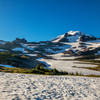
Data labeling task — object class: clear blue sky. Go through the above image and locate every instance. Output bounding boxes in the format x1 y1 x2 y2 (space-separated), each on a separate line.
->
0 0 100 42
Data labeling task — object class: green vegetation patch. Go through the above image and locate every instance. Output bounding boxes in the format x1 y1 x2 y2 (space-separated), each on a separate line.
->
0 52 38 68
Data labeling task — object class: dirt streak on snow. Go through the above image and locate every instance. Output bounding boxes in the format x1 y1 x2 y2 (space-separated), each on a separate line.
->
0 72 100 100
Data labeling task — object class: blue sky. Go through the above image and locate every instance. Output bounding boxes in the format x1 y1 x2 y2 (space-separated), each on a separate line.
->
0 0 100 42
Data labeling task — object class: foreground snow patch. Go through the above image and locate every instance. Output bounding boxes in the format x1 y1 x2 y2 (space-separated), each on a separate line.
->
0 72 100 100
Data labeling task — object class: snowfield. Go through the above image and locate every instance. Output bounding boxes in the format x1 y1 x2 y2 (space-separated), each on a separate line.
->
12 47 28 53
39 58 100 75
38 52 100 75
38 40 100 75
0 49 7 52
0 72 100 100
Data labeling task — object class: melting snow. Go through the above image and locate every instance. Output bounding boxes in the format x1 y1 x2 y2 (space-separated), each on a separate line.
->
12 47 28 53
0 49 7 52
0 41 6 45
21 43 36 50
25 54 37 56
0 64 15 68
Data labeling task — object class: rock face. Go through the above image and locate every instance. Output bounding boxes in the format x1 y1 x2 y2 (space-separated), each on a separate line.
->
79 35 96 42
0 30 99 56
13 38 27 43
52 31 97 42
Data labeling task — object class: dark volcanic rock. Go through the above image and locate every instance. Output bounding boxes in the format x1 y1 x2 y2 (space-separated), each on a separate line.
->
13 38 27 43
79 35 96 42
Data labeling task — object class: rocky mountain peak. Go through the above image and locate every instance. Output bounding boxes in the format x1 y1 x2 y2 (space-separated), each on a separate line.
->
13 38 27 43
52 31 96 42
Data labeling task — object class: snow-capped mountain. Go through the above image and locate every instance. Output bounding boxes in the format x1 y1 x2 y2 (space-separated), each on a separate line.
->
52 31 96 42
0 30 100 75
0 31 99 56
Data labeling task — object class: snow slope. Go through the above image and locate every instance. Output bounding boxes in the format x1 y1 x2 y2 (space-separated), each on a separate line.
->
0 49 7 52
0 72 100 100
12 47 28 53
0 41 6 45
67 31 83 35
52 34 65 42
39 54 100 75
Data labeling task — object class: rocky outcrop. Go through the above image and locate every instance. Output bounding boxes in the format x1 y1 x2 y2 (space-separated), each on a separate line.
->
13 38 27 43
79 35 96 42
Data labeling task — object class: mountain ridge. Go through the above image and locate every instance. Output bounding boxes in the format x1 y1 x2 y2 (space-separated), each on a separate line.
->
0 30 100 74
52 31 97 42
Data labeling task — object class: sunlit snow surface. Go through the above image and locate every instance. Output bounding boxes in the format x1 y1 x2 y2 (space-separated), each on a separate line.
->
0 72 100 100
